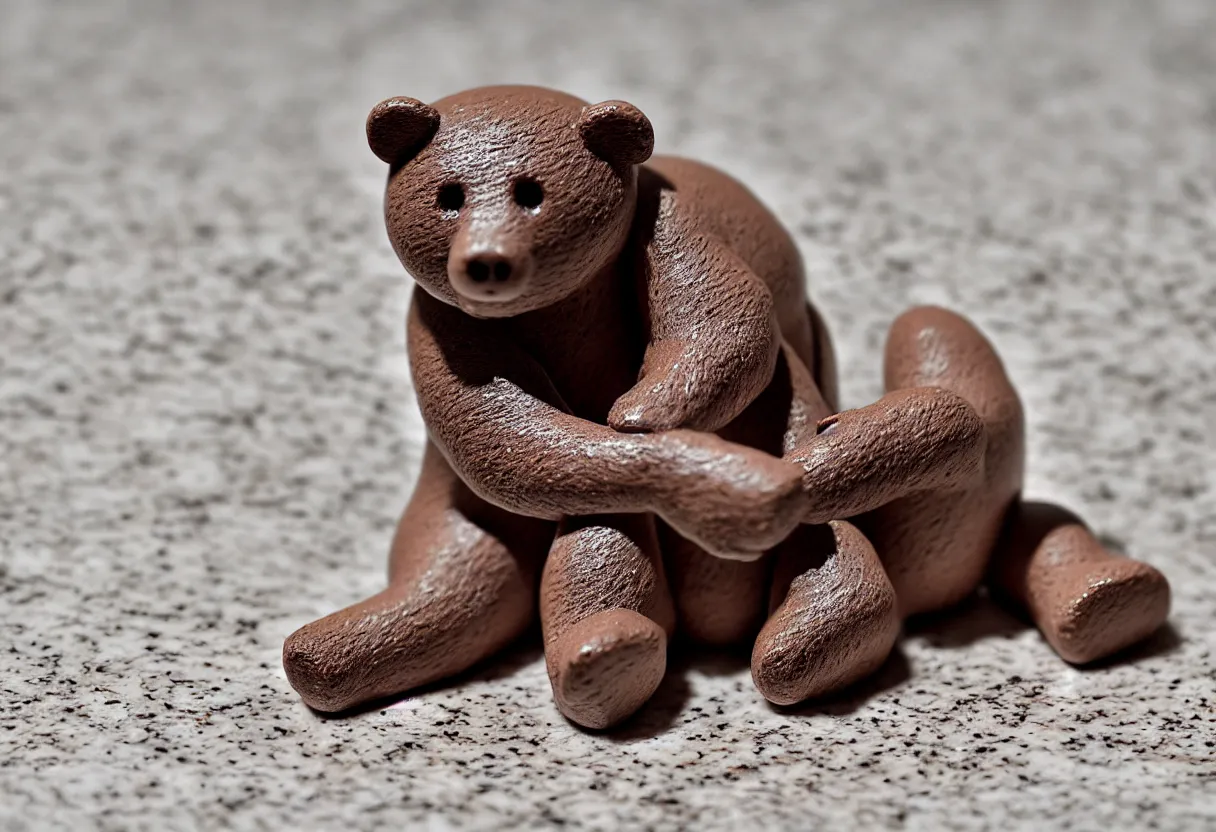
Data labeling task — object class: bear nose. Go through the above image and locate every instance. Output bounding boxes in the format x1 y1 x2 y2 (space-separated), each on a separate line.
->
466 255 513 285
449 248 531 307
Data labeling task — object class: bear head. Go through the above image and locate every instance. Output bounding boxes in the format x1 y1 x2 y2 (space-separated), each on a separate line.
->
368 85 653 319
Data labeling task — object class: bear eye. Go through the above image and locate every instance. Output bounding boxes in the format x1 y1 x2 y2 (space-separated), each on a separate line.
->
513 177 543 210
437 183 465 213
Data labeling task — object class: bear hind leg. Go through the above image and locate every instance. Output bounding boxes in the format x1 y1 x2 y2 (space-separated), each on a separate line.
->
989 501 1170 664
282 441 552 713
540 513 675 730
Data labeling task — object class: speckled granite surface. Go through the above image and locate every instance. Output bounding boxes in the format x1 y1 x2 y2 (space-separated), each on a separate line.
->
2 0 1214 829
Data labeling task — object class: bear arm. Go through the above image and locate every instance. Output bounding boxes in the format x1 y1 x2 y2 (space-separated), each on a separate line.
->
767 334 987 523
608 229 780 434
408 289 675 520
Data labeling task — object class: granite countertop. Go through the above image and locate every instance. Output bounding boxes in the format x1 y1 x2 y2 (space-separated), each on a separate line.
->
2 1 1213 829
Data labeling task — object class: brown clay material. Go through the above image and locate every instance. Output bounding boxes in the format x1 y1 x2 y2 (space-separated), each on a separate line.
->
407 292 807 561
855 306 1169 658
284 85 1171 722
752 521 900 706
990 502 1171 664
663 346 826 647
282 441 552 712
540 513 675 728
287 85 822 722
859 306 1026 617
792 386 988 525
543 608 668 731
661 526 772 645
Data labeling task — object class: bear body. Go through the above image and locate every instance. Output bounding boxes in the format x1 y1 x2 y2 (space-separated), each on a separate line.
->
480 155 819 427
283 86 1170 727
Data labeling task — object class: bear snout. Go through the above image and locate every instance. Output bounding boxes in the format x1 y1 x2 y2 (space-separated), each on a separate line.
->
448 246 533 308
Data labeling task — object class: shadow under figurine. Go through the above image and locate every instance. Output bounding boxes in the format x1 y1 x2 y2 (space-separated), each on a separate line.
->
282 85 1170 729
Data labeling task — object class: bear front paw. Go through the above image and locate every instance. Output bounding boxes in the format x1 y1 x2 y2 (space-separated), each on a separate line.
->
609 382 697 433
653 431 806 558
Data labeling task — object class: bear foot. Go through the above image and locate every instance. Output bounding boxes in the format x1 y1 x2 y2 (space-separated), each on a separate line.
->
546 608 667 730
751 522 900 706
1041 559 1171 665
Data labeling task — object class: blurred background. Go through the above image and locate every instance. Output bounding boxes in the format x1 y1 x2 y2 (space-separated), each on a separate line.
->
2 1 1213 829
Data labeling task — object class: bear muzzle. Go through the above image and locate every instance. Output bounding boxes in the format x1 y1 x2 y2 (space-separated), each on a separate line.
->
447 243 534 313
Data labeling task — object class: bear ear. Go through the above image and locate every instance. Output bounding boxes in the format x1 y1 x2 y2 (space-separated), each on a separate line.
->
366 97 441 165
577 100 654 167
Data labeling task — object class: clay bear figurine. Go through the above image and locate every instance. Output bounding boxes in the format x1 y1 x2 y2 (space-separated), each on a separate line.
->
283 85 1170 729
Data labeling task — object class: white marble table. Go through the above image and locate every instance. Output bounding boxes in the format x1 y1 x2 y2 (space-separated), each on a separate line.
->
2 1 1213 828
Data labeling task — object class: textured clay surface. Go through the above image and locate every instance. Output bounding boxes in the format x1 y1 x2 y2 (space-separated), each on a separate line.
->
753 521 900 706
283 83 1170 726
3 1 1213 829
286 83 847 727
